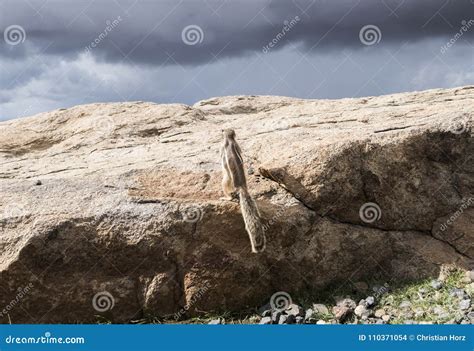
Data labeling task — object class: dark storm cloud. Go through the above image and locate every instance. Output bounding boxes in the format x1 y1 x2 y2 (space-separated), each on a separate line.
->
1 0 473 66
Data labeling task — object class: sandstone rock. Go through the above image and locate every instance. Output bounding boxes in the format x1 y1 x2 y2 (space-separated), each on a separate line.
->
0 86 473 322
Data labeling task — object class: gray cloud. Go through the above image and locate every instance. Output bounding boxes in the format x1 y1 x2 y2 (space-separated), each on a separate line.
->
1 0 473 66
0 0 473 121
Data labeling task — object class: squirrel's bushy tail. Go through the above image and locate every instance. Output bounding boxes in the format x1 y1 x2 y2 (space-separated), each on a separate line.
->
238 188 266 253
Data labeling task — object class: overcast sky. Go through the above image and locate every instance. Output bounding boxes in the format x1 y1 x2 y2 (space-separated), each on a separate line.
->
1 0 473 121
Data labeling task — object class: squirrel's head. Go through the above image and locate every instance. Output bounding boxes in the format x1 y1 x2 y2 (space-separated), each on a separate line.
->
222 129 236 139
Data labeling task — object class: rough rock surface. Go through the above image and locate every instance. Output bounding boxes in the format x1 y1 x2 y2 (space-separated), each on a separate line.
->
0 86 473 323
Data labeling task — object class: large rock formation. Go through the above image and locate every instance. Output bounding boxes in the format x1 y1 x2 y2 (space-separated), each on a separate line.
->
0 86 473 323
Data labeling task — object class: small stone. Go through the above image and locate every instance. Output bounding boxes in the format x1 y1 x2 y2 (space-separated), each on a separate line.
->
414 308 424 318
374 309 385 318
208 318 222 324
259 316 272 324
286 314 296 324
358 299 366 306
34 180 42 186
454 313 465 324
304 308 314 321
261 310 271 317
459 299 471 310
336 298 357 309
382 315 390 322
467 311 474 322
312 304 329 315
399 300 411 309
295 316 304 324
466 270 474 283
354 305 368 317
286 303 305 317
418 288 427 295
332 298 356 322
430 280 443 290
271 311 281 323
460 320 470 324
316 320 326 324
433 306 445 315
449 288 467 299
365 296 375 307
278 315 287 324
375 318 384 324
